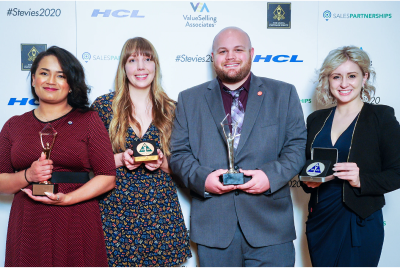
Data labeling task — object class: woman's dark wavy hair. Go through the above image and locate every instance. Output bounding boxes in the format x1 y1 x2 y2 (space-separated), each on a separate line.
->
30 46 91 112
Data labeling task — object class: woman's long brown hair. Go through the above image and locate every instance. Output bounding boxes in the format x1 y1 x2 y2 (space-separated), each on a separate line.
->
109 37 176 156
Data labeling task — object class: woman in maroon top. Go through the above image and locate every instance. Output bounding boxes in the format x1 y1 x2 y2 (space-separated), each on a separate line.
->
0 46 116 267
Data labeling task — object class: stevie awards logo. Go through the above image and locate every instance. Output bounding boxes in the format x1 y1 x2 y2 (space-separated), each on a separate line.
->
21 44 47 71
267 2 291 29
273 5 285 21
28 46 40 61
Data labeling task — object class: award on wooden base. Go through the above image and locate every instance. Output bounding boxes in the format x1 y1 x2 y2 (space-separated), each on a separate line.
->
32 123 58 196
132 140 159 162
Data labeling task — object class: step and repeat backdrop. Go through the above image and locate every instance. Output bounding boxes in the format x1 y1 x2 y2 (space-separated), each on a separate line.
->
1 1 400 266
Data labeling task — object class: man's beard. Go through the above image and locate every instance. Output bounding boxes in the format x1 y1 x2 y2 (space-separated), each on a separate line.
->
214 58 252 84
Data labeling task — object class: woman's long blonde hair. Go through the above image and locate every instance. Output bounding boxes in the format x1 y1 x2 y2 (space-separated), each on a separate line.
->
109 37 176 157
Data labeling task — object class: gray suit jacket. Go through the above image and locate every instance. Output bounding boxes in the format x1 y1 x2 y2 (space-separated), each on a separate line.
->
170 73 306 248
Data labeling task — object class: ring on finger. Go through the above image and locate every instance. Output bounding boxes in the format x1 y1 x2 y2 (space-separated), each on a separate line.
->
56 195 60 201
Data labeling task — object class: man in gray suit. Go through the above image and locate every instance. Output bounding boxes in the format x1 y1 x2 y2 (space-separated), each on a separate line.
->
170 27 306 267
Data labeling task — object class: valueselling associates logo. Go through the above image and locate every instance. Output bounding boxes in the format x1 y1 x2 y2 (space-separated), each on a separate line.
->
323 10 391 21
91 9 144 18
21 44 47 71
183 2 217 27
81 52 119 63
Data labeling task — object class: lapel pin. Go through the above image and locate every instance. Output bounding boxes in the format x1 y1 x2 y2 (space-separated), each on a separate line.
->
68 121 73 125
257 91 262 96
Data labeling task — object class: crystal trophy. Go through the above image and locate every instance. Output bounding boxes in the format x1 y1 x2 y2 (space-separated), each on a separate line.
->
219 114 245 185
32 123 58 196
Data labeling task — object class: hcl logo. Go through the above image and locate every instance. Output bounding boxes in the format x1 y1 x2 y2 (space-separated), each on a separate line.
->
91 9 144 18
8 98 39 105
190 2 209 12
253 55 303 63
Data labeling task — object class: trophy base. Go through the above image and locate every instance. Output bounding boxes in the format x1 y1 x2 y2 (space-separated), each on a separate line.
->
134 155 159 162
32 183 58 196
299 176 335 183
220 173 244 185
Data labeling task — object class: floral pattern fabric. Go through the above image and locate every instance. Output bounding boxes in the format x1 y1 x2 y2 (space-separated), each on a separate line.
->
92 93 191 267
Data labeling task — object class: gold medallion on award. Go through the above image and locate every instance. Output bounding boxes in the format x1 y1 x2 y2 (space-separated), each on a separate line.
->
132 140 159 162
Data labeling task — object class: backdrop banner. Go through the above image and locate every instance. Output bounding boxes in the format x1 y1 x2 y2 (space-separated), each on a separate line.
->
1 1 399 266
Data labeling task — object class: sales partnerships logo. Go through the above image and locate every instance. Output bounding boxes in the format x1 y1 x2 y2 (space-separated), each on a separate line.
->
6 8 61 17
81 52 119 63
183 2 217 28
300 99 311 104
21 44 47 71
82 52 91 63
323 10 331 21
323 9 391 21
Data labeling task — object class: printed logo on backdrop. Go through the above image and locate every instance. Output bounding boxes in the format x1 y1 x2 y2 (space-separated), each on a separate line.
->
21 44 47 71
81 52 119 62
91 9 144 18
82 52 91 63
175 54 213 63
8 98 38 106
323 10 331 21
6 8 61 17
253 54 303 63
322 10 391 21
190 2 209 12
183 2 217 28
267 3 291 29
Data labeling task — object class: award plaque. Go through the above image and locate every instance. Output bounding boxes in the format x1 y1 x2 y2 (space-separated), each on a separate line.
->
219 114 246 185
32 123 58 196
299 148 338 182
132 140 159 162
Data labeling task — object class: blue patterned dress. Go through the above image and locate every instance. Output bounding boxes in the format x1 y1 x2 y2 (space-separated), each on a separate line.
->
91 93 191 267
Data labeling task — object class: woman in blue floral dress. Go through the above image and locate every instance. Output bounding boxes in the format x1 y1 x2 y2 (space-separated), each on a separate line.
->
91 37 191 267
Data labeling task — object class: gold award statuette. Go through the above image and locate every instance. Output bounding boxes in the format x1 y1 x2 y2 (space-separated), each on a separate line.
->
32 123 58 196
133 140 159 162
219 114 245 185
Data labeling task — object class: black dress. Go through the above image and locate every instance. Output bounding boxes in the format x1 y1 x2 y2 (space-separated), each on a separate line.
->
306 107 384 267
